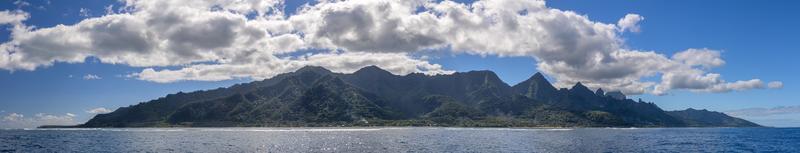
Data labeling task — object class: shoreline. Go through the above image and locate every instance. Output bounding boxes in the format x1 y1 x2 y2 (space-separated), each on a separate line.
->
34 125 769 129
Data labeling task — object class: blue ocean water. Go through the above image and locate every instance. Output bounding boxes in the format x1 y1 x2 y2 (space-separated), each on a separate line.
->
0 127 798 152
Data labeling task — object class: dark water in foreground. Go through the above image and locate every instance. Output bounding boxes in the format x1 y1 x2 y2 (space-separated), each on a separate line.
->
1 127 798 152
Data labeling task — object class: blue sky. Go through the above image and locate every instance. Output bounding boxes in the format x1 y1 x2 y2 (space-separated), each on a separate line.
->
0 0 798 127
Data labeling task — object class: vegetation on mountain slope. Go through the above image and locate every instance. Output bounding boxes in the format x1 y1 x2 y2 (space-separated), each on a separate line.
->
76 66 760 128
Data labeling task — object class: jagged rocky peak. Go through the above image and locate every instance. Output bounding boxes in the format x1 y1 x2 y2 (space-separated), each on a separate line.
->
606 91 626 100
512 72 558 99
295 65 333 74
570 82 592 93
531 72 546 80
527 72 553 86
572 82 585 88
569 82 598 99
595 88 605 96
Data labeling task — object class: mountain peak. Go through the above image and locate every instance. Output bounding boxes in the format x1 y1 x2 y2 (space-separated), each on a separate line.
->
532 72 545 79
595 88 605 96
354 65 393 76
573 82 587 89
519 72 548 84
518 72 549 85
570 82 594 95
512 72 557 100
296 65 332 74
361 65 382 70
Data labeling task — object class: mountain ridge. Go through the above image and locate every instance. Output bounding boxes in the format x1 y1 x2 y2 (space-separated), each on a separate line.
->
74 65 760 128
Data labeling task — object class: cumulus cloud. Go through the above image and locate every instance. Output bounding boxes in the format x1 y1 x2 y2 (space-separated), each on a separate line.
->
83 74 102 80
672 48 725 69
0 113 77 129
2 113 23 121
86 107 113 114
768 81 784 89
0 10 28 25
1 0 293 70
617 14 644 33
130 52 453 83
0 0 779 95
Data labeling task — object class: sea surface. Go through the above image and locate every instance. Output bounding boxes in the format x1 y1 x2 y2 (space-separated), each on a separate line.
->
1 127 798 152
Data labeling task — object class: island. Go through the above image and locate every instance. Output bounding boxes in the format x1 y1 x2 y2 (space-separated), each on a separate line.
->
52 66 759 128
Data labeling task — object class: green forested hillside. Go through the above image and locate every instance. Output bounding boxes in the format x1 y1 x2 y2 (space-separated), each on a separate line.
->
78 66 760 127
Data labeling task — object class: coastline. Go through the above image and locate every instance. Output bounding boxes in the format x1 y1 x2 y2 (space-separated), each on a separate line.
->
38 124 765 129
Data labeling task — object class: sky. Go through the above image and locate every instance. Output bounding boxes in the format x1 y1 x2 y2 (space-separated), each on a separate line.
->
0 0 798 128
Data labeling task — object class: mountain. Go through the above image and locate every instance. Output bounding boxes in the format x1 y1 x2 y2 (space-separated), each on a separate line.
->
77 66 760 127
666 108 760 127
512 72 558 102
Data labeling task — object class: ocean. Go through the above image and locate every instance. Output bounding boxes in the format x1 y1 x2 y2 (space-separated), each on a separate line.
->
1 127 798 152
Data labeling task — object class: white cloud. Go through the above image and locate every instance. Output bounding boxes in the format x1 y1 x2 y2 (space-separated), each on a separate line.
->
706 79 765 93
0 0 291 71
86 107 113 114
130 52 453 83
1 113 77 129
672 48 725 69
79 8 91 17
0 0 778 96
2 113 23 121
652 52 771 95
768 81 784 89
287 0 771 95
617 14 644 33
83 74 102 80
0 10 28 25
104 5 115 15
13 0 30 8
